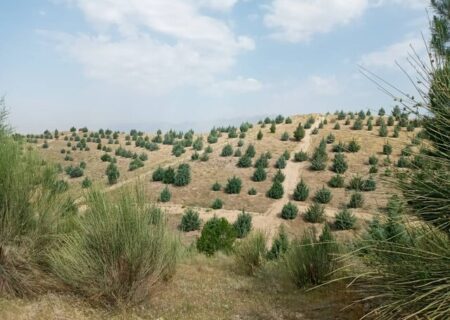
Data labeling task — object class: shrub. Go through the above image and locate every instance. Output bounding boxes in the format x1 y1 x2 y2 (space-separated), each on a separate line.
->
81 177 92 188
160 186 171 202
332 141 346 153
192 137 203 151
272 170 285 184
200 152 209 162
334 122 341 130
369 165 378 174
205 145 213 153
191 151 199 160
332 153 348 173
325 172 343 188
174 164 191 186
281 202 298 220
212 182 221 191
383 142 393 155
245 144 256 158
347 175 364 191
310 156 326 171
282 150 290 160
234 230 267 275
197 216 236 255
281 132 290 141
294 151 308 162
221 144 233 157
369 155 379 166
225 176 242 194
334 209 356 230
352 119 363 130
49 189 179 306
66 166 84 178
234 149 242 157
266 181 284 199
252 166 267 182
348 192 364 208
106 163 120 185
257 130 263 140
379 125 388 137
347 139 361 153
179 208 201 232
326 133 335 144
248 188 257 195
101 153 112 162
311 128 319 135
314 186 332 204
254 154 269 168
362 177 377 191
267 226 289 260
237 155 252 168
293 124 305 141
162 167 175 184
152 167 165 181
211 198 223 209
304 203 325 223
393 126 400 137
275 156 287 169
293 179 309 201
284 226 338 287
129 158 144 171
397 156 410 168
234 211 252 238
270 122 276 133
401 146 412 157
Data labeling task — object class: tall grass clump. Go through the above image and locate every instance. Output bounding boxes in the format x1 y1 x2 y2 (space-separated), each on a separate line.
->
48 187 179 306
234 230 267 276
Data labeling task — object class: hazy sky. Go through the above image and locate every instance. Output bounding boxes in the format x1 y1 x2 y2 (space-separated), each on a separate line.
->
0 0 430 133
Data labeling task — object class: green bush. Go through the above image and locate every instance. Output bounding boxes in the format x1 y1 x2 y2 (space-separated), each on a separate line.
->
221 144 233 157
267 226 289 260
152 167 165 181
66 166 84 178
294 151 308 162
401 146 412 156
174 164 191 186
352 119 363 130
334 122 341 130
275 156 287 169
129 158 144 171
332 141 346 153
314 186 332 204
328 174 344 188
369 165 378 174
347 139 361 152
310 156 326 171
397 156 410 168
293 179 309 201
348 192 364 208
211 198 224 209
49 188 179 306
160 186 171 202
334 209 356 230
304 203 325 223
234 148 242 157
273 169 285 183
326 133 335 144
197 216 236 255
293 124 305 141
254 154 269 168
237 155 252 168
191 151 199 160
225 176 242 194
252 166 267 182
248 188 257 195
281 132 290 141
179 208 201 232
212 182 221 191
383 142 393 155
284 225 338 287
106 163 120 185
234 211 252 238
362 177 377 191
270 122 276 133
368 155 379 166
379 124 389 137
347 175 364 191
234 230 267 275
200 152 209 162
163 167 175 184
81 177 92 189
281 202 298 220
257 130 263 140
332 153 348 173
266 181 284 199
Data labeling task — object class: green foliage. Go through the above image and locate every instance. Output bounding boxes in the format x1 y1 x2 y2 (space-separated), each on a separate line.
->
192 137 203 151
212 182 221 191
234 211 252 238
383 142 393 155
106 163 120 185
293 179 309 201
245 144 256 158
275 155 287 169
294 151 308 162
81 177 92 189
379 124 388 137
252 166 267 182
347 139 361 152
273 169 285 183
152 167 165 182
328 174 345 188
293 123 305 141
348 192 364 208
304 203 325 223
369 155 379 166
159 186 171 202
332 141 346 153
66 165 84 178
335 209 356 230
333 122 341 130
326 133 335 144
257 130 263 140
332 153 348 173
129 158 144 171
397 156 410 168
225 176 242 194
352 118 363 130
174 164 191 187
248 187 257 195
270 122 276 133
211 198 224 209
281 202 298 220
254 153 269 168
197 216 236 255
314 186 332 204
237 155 252 168
100 153 112 162
266 180 284 199
281 131 290 141
221 144 233 157
284 226 338 287
179 208 201 232
234 230 267 275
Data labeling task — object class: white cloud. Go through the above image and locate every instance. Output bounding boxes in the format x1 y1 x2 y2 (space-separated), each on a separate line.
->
48 0 254 94
359 37 426 68
372 0 428 10
308 75 341 95
264 0 369 43
206 77 263 95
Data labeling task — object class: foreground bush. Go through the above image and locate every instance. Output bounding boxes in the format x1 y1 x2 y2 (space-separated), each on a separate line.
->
234 211 252 238
179 208 201 232
334 209 356 230
267 226 289 260
225 176 242 194
281 202 298 220
197 216 236 255
49 188 179 306
304 203 325 223
234 230 267 276
284 226 338 287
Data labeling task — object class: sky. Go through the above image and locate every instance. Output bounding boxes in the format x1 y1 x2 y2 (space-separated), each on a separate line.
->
0 0 431 133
